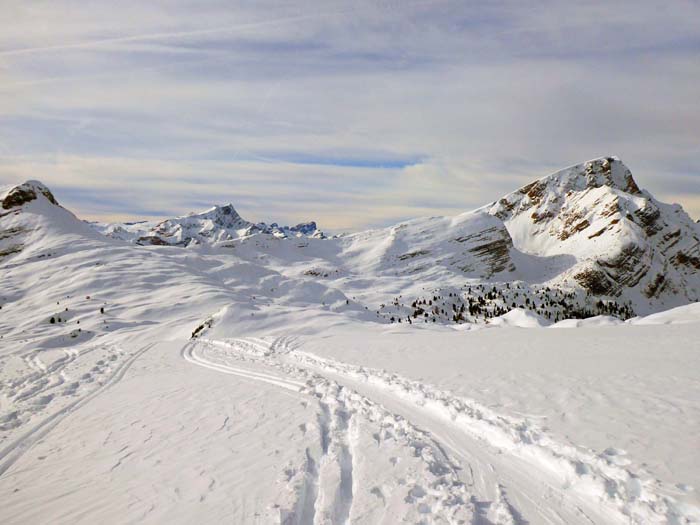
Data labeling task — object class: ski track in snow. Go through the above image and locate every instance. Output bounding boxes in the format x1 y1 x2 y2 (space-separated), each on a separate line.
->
185 337 474 524
0 342 154 478
184 335 700 525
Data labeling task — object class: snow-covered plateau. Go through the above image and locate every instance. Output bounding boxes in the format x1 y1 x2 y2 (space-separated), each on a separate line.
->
0 157 699 524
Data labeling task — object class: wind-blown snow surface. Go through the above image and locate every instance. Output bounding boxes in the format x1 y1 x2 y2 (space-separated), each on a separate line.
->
1 170 699 524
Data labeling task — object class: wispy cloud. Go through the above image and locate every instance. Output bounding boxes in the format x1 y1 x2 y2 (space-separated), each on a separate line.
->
0 11 347 58
0 0 698 227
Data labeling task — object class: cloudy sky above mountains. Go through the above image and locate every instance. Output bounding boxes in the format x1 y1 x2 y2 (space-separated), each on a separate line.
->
1 1 699 229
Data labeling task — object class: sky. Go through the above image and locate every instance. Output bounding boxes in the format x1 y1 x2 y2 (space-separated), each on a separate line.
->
1 0 699 230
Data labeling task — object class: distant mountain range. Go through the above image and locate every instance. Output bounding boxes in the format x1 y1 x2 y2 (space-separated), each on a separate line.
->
92 204 325 245
1 156 698 319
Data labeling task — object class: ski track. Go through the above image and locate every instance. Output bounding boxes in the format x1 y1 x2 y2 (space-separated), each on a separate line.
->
0 342 154 478
184 335 700 525
186 337 474 524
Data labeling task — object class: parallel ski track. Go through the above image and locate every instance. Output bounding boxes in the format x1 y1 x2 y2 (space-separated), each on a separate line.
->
184 335 698 525
185 336 475 524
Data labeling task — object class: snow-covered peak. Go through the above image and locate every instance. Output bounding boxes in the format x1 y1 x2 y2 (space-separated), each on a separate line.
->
186 203 245 223
1 180 60 209
500 157 640 206
485 156 700 308
0 180 108 267
95 201 326 246
136 203 254 247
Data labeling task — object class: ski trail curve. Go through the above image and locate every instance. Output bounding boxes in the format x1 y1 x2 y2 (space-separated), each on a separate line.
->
191 336 700 525
182 340 303 392
185 337 476 524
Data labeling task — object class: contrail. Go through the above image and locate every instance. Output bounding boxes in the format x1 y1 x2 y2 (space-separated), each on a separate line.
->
0 11 345 58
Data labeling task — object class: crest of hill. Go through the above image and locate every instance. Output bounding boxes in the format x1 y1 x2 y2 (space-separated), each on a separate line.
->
0 180 107 263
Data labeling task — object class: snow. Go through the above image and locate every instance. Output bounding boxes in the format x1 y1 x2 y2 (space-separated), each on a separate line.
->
628 301 700 325
551 315 624 328
488 308 551 327
1 169 699 524
292 322 700 522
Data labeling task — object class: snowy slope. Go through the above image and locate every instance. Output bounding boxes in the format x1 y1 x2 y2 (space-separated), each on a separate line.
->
337 210 517 278
1 168 700 524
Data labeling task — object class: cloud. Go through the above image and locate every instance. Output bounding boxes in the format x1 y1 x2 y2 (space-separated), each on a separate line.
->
0 0 698 228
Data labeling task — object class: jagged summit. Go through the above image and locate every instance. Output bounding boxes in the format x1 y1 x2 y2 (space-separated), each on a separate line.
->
93 201 325 246
528 156 640 195
189 203 243 220
490 157 641 221
143 202 254 246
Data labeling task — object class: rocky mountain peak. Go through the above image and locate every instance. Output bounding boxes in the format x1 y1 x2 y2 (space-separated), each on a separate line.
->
484 157 700 304
1 180 59 210
196 203 242 218
578 157 641 194
490 157 643 222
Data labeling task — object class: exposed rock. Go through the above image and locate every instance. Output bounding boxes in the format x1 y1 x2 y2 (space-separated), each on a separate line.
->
460 227 516 276
644 273 667 298
675 251 700 270
587 227 607 239
0 227 27 241
574 267 616 296
136 236 170 246
559 214 590 241
0 244 24 258
599 244 649 289
633 204 662 236
397 250 430 261
1 181 58 209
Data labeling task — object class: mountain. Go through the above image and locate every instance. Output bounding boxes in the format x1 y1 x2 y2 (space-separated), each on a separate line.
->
0 180 106 263
3 156 699 320
93 204 325 246
487 157 700 309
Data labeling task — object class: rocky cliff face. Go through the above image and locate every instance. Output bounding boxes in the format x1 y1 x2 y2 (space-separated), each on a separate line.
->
487 157 700 307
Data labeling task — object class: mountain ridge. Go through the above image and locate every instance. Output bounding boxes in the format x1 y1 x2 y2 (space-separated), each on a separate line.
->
91 202 326 246
1 156 698 317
